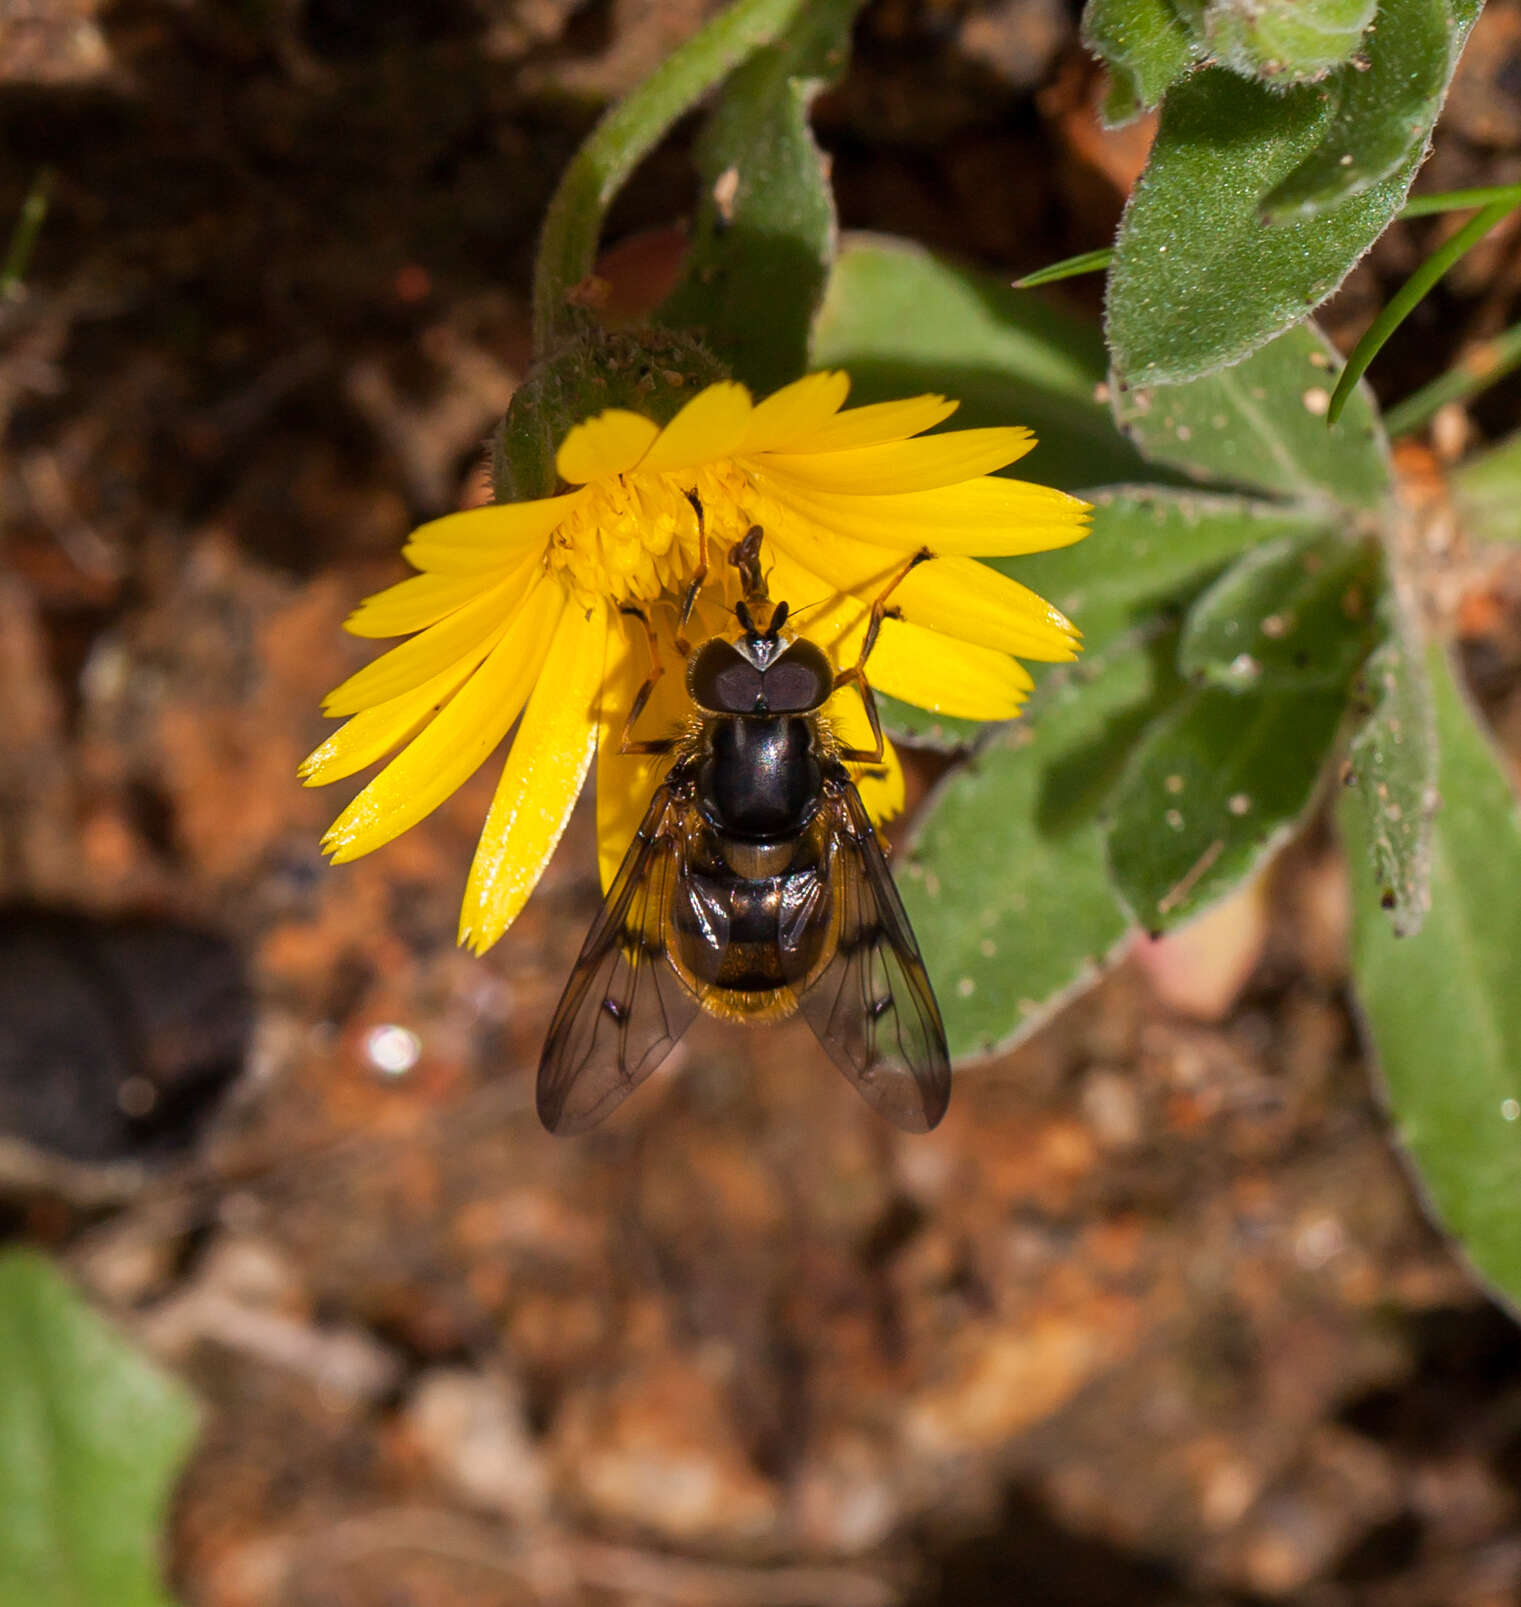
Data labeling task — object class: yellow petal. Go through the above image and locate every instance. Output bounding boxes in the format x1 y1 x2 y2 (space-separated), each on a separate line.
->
900 555 1079 662
322 573 563 862
755 465 1091 556
826 680 905 825
867 616 1032 721
739 371 851 453
460 600 610 952
634 381 753 477
556 409 660 485
345 564 519 640
769 525 1078 662
323 557 535 715
301 625 510 785
763 544 863 653
403 493 577 574
757 426 1033 493
803 395 958 453
851 739 905 828
595 610 688 893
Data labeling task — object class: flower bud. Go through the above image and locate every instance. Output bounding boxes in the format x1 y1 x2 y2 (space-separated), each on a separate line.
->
491 322 729 501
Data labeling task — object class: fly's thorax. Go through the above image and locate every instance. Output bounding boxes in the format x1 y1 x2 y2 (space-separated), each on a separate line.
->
696 715 823 841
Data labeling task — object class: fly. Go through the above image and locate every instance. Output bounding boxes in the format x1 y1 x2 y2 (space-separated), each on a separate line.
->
537 502 950 1134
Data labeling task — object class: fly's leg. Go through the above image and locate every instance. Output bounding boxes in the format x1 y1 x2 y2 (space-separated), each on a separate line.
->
617 605 677 757
674 489 710 656
834 547 933 764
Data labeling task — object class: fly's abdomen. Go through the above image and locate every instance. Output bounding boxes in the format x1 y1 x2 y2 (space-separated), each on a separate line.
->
670 849 832 1021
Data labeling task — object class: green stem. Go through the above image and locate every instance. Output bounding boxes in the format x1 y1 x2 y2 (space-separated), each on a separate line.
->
1 168 53 299
1328 198 1518 424
531 0 808 358
1383 317 1521 437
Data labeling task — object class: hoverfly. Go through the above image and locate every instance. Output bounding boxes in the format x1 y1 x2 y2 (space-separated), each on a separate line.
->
537 503 950 1135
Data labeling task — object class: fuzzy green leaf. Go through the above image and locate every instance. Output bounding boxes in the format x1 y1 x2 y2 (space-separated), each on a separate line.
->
1106 684 1346 931
1452 430 1521 546
659 0 863 394
1111 322 1391 508
902 646 1181 1058
1344 648 1521 1310
811 235 1153 492
0 1249 198 1607
1262 0 1454 223
1179 528 1381 692
1176 0 1376 85
882 485 1329 749
1345 588 1438 936
1107 12 1471 389
1016 485 1337 657
1082 0 1197 126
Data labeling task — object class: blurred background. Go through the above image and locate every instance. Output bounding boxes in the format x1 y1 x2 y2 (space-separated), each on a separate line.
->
4 2 1521 1603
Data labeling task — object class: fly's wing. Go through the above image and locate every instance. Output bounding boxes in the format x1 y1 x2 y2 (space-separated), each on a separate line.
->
537 785 700 1134
793 776 951 1132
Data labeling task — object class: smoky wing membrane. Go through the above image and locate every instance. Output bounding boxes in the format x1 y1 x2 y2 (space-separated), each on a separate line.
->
536 786 701 1134
794 777 951 1132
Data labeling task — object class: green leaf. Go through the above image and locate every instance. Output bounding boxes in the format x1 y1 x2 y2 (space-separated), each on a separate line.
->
1452 429 1521 546
1345 587 1438 936
1179 528 1380 692
1081 0 1197 126
878 697 983 752
883 485 1327 750
659 0 862 394
810 235 1154 492
1111 322 1391 508
1107 57 1438 386
0 1249 198 1607
1176 0 1376 85
902 645 1181 1058
1262 0 1453 223
1014 484 1336 658
1344 648 1521 1309
1106 683 1347 931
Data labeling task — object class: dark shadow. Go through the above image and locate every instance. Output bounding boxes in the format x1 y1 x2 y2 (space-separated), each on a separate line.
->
0 904 252 1164
907 1482 1269 1607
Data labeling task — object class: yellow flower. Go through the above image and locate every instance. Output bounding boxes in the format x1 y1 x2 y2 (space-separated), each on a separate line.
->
302 371 1090 952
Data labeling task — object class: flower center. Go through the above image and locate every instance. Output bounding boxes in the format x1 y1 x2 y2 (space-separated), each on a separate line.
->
546 461 758 608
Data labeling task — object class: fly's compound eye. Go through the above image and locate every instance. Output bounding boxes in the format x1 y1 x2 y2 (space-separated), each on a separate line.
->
762 639 833 713
688 638 765 713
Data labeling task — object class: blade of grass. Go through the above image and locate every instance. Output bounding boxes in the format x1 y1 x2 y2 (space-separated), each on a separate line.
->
1012 186 1521 295
1 168 53 299
1012 248 1116 289
1383 317 1521 437
1328 197 1518 424
1399 182 1521 219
